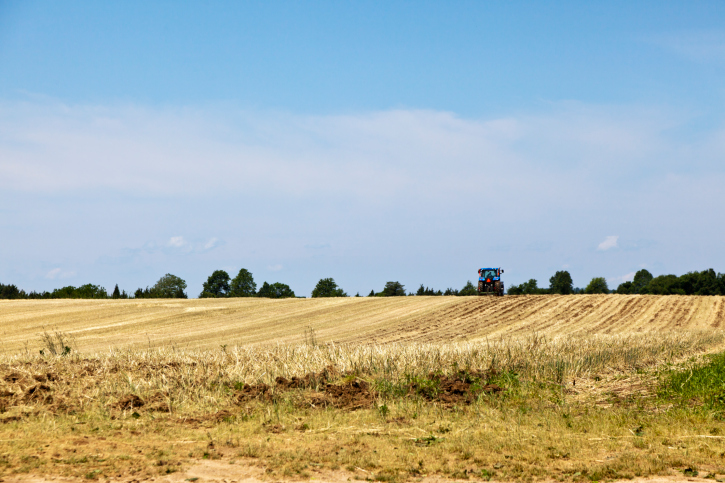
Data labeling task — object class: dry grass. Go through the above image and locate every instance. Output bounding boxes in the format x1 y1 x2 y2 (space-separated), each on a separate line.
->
0 295 724 354
2 329 725 481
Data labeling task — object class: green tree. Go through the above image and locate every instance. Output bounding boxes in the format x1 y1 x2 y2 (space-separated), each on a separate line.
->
508 279 542 295
585 277 609 294
229 268 257 297
152 273 188 298
311 278 347 297
632 269 653 293
257 281 295 298
381 281 406 296
199 270 230 298
368 289 376 297
549 271 573 295
0 283 22 299
112 284 121 299
643 274 683 295
459 281 478 296
615 281 633 294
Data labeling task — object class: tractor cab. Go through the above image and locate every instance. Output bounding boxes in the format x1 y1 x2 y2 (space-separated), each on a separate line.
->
477 268 505 296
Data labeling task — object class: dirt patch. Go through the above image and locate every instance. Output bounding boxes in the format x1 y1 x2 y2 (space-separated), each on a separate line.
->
23 384 53 403
235 368 498 409
410 371 503 406
146 391 171 412
275 365 339 389
3 371 27 384
310 379 375 410
115 394 145 410
235 382 272 403
234 367 374 410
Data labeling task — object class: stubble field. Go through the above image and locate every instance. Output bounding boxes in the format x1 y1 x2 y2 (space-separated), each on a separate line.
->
2 295 725 483
1 294 724 353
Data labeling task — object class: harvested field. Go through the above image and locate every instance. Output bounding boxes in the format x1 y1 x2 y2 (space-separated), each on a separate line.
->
2 296 725 482
1 295 724 353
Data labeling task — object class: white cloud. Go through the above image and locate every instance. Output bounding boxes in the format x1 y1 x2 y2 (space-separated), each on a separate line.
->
45 268 61 279
45 268 76 279
167 236 187 248
597 236 619 251
203 237 219 250
2 99 714 214
267 264 283 271
608 272 635 284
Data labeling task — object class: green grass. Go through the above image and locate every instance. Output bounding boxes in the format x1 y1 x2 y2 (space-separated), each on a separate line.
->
660 351 725 410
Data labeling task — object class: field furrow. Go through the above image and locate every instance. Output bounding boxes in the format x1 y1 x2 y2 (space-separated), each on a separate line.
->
1 295 724 354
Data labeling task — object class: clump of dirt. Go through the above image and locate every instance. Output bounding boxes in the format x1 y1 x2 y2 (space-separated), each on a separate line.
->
235 383 272 403
3 371 28 384
275 365 339 390
233 368 500 410
146 392 171 412
115 394 145 410
310 380 375 410
24 383 53 403
411 371 503 406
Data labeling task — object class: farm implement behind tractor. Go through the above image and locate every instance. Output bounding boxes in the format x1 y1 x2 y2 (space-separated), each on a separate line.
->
478 268 504 296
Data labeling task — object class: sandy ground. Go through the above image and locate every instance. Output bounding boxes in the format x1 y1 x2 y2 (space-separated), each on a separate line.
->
0 460 717 483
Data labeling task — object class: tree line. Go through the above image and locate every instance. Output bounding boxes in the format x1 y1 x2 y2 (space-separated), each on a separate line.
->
2 267 724 300
507 269 725 296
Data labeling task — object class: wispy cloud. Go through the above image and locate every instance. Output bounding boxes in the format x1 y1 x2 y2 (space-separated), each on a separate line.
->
45 268 76 280
597 236 619 251
3 99 718 210
608 272 635 284
267 264 283 271
167 236 187 248
648 31 725 63
203 237 219 250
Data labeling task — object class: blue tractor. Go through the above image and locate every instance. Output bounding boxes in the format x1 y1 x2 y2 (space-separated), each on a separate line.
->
477 268 504 296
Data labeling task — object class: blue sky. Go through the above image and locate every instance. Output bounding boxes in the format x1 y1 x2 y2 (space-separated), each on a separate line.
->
1 1 724 296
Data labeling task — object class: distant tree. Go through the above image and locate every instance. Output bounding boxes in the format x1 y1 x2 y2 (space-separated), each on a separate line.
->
585 277 609 294
508 279 544 295
459 281 478 296
199 270 230 298
152 273 188 298
0 283 22 299
521 279 541 294
112 284 121 299
632 269 653 294
368 289 376 297
678 269 723 295
229 268 257 297
444 287 459 296
355 292 360 297
549 271 573 295
47 284 108 299
642 274 683 295
257 281 295 298
381 281 406 297
416 284 442 296
615 281 633 294
311 278 347 297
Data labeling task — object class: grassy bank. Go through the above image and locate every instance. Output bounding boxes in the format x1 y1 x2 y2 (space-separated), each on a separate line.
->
1 331 725 481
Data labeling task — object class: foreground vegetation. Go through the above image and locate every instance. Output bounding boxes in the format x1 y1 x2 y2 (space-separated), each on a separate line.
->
2 331 725 481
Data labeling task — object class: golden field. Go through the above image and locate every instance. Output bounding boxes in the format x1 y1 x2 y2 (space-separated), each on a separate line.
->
2 295 725 483
1 294 724 353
